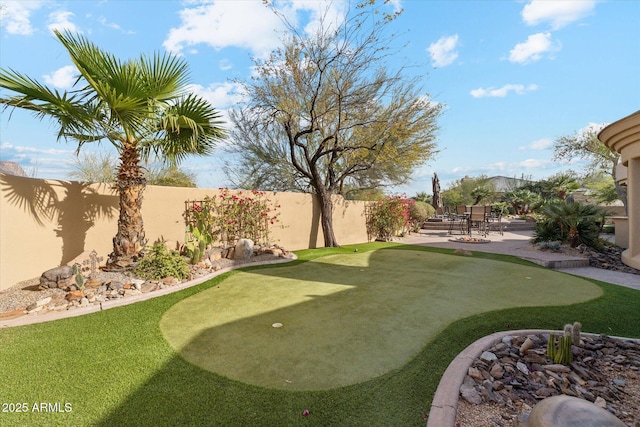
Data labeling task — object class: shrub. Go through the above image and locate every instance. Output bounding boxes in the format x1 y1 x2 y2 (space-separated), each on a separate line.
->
366 195 414 241
532 201 603 248
184 190 280 247
134 243 190 280
502 189 542 215
409 201 435 232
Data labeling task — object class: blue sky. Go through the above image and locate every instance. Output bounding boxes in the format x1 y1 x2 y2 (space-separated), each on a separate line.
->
1 0 638 195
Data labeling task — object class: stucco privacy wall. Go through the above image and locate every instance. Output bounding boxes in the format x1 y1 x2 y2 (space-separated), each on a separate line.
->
0 173 368 291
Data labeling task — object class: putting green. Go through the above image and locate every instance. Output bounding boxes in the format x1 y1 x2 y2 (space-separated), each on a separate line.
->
160 249 601 390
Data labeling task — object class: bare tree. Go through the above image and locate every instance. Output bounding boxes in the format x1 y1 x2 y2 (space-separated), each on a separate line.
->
226 1 441 246
553 124 627 213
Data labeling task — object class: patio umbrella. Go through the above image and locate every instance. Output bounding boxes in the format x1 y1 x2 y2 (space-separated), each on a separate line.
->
432 172 443 209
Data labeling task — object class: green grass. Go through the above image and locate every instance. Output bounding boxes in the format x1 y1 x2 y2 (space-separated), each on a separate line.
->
161 248 600 390
0 243 638 427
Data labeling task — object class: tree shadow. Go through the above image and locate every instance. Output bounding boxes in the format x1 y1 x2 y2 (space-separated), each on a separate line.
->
95 247 602 426
0 174 117 265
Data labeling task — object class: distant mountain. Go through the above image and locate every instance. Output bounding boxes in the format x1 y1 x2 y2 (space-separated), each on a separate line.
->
0 161 27 177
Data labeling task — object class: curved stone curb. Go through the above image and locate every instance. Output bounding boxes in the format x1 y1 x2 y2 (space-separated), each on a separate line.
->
0 255 297 328
425 330 640 427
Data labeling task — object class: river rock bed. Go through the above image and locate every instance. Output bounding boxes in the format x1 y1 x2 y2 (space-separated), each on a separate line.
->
455 333 640 427
0 247 294 319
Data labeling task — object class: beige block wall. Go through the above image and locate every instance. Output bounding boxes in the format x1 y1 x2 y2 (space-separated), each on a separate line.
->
0 174 368 291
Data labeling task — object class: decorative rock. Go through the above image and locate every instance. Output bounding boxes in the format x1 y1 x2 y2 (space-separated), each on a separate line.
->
527 395 625 427
162 276 178 286
130 279 145 291
141 282 158 293
234 238 254 260
39 265 74 288
225 247 235 259
207 248 223 261
108 281 124 291
27 305 43 314
520 337 534 355
469 367 483 380
65 290 85 301
460 381 482 404
502 336 513 346
594 396 607 408
481 351 498 362
36 296 52 307
490 363 505 379
454 248 473 256
517 361 530 375
544 364 571 373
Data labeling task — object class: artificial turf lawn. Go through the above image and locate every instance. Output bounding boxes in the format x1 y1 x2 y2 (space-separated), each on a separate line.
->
0 243 638 427
160 249 601 390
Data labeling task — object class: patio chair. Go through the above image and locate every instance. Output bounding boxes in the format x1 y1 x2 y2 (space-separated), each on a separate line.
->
468 205 488 236
448 205 469 235
486 206 504 235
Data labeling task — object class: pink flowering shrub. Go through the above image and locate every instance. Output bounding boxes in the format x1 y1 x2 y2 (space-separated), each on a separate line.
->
365 194 415 241
185 189 280 247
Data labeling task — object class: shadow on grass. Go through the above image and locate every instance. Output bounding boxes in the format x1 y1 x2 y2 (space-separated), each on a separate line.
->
91 245 639 426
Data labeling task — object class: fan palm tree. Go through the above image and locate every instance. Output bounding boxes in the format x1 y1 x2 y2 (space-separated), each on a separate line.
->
0 30 225 270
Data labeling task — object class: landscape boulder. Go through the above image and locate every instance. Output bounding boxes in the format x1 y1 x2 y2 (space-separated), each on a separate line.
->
234 238 254 260
39 265 74 289
525 395 626 427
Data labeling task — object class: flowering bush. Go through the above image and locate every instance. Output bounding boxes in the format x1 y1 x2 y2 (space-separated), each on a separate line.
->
184 189 280 248
366 195 414 241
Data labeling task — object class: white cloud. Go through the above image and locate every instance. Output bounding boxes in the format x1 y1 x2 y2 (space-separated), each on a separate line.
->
522 0 596 30
163 1 285 56
186 81 246 127
427 34 459 67
520 138 553 150
0 142 73 155
470 83 538 98
43 65 77 89
578 122 607 137
186 82 245 109
218 59 233 71
509 32 560 64
47 10 78 33
451 158 555 177
163 1 353 57
518 158 551 169
0 0 43 35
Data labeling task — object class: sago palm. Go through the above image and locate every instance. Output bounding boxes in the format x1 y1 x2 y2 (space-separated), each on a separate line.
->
0 30 225 270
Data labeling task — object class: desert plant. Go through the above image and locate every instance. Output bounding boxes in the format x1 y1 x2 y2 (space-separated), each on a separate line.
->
0 30 225 270
547 322 582 364
408 201 434 232
133 243 190 280
533 201 604 248
72 264 85 291
502 189 542 215
184 224 213 264
571 321 582 346
536 241 561 251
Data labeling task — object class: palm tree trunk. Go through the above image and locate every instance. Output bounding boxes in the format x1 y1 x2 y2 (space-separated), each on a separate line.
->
106 144 147 270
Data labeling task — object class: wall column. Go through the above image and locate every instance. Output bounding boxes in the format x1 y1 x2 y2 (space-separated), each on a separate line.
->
599 110 640 270
622 157 640 268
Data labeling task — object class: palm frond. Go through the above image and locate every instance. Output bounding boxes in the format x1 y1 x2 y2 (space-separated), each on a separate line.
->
150 94 226 162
